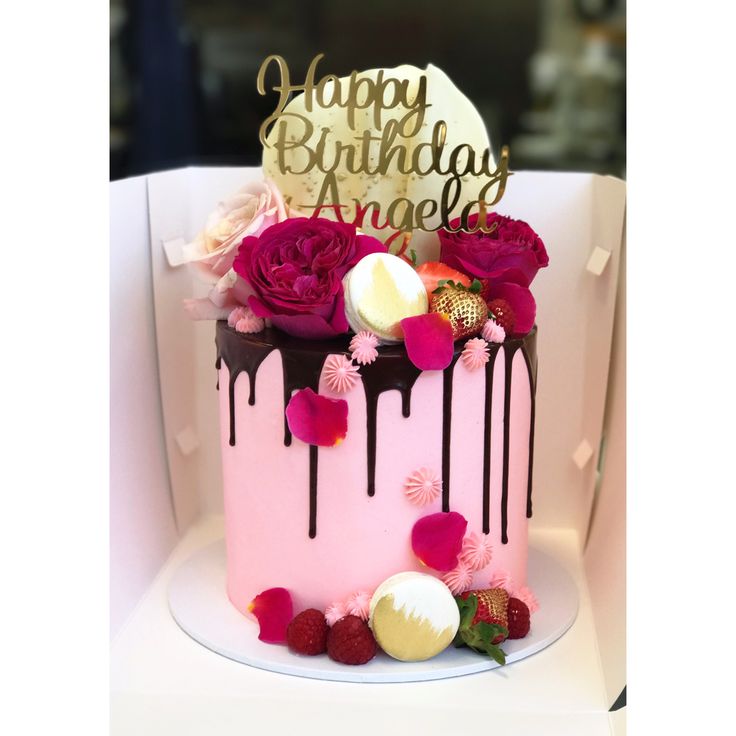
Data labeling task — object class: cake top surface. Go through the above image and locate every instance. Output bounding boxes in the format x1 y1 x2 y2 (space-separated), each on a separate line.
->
179 53 549 382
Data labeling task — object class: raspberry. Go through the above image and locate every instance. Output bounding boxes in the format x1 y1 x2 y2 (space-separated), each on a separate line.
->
488 299 516 333
326 614 377 665
286 609 328 655
506 597 530 639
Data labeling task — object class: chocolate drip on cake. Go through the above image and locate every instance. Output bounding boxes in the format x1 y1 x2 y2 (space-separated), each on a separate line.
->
497 329 538 543
216 327 275 445
441 355 461 512
360 354 422 497
216 324 336 536
280 350 329 446
308 445 318 538
215 321 537 542
500 343 518 544
482 344 501 534
521 345 537 519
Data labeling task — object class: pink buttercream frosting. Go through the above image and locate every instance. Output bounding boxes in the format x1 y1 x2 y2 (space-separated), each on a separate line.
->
442 562 474 594
461 337 490 370
322 354 360 394
220 331 534 617
403 467 442 506
228 305 264 334
349 331 379 365
514 585 540 614
459 532 493 571
481 319 506 344
325 601 349 626
345 590 372 621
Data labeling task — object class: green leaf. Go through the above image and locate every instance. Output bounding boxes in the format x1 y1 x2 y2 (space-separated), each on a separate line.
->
484 644 507 666
453 630 467 648
455 594 478 630
409 249 417 267
470 278 482 293
432 286 445 295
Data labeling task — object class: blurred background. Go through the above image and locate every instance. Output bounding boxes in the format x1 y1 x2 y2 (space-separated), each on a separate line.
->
110 0 625 181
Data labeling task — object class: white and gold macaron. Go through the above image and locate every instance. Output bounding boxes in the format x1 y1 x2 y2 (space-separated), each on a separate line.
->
342 253 427 342
369 572 460 662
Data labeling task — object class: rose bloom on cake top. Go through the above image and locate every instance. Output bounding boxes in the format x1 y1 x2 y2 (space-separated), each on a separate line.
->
178 177 548 665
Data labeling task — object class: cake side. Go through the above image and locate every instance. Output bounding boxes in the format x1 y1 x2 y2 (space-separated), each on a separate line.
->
217 322 537 613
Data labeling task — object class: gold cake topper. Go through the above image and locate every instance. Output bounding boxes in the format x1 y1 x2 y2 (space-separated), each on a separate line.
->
257 54 511 253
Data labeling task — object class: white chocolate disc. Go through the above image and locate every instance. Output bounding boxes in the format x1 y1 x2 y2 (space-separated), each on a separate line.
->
342 253 427 342
369 572 459 662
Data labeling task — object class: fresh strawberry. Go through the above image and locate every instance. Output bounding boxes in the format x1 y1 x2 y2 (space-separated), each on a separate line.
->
487 299 516 333
454 588 510 664
415 261 472 297
326 614 377 665
478 278 493 303
286 608 329 655
506 597 531 639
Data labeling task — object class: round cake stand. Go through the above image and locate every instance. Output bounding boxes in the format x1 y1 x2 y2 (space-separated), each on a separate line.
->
168 541 578 683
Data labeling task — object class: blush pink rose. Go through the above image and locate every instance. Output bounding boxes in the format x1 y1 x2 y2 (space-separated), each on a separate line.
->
234 217 386 339
183 179 287 282
439 213 548 288
181 179 287 319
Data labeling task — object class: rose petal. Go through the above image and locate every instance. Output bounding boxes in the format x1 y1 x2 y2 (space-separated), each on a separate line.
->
400 313 454 371
285 388 348 446
355 233 390 261
411 511 468 571
248 587 293 643
489 282 536 336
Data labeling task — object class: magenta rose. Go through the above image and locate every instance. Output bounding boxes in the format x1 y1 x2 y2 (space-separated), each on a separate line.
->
439 213 548 288
233 217 386 339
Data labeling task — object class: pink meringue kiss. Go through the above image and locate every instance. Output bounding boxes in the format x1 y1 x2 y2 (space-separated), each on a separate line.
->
322 354 360 394
404 467 442 506
481 319 506 344
325 601 349 626
488 569 515 593
442 562 474 595
461 337 490 370
459 532 493 571
227 305 264 334
345 590 372 621
349 330 379 365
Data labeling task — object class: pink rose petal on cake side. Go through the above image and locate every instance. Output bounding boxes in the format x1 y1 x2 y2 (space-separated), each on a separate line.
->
248 587 293 643
285 388 348 447
400 313 454 371
411 511 468 572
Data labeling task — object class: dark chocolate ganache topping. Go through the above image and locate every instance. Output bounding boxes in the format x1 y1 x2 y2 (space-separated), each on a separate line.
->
216 322 537 542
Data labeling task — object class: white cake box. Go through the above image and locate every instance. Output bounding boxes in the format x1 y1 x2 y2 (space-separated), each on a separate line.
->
110 167 626 735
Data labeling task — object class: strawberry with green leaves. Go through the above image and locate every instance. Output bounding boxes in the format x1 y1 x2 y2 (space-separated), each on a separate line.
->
454 588 510 665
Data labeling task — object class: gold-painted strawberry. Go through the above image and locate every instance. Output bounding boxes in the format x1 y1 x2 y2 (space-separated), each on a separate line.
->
430 279 488 340
454 587 510 664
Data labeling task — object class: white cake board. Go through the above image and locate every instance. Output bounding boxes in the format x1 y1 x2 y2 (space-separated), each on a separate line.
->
168 541 578 683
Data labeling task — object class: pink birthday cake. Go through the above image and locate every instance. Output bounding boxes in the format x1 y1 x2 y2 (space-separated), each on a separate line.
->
180 56 549 665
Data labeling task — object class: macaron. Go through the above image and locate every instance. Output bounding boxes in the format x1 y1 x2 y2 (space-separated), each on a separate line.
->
369 571 460 661
342 253 428 342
